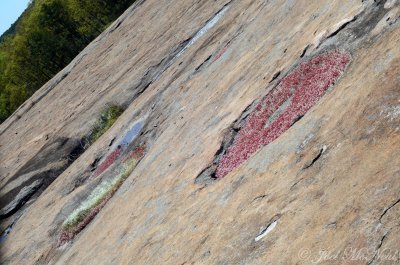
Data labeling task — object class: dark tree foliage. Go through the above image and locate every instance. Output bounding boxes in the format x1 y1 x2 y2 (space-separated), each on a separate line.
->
0 0 136 122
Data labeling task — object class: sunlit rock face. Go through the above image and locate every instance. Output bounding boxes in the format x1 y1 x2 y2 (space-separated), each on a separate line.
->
1 0 399 264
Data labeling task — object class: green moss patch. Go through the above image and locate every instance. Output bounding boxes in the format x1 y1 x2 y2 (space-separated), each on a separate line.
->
88 105 125 145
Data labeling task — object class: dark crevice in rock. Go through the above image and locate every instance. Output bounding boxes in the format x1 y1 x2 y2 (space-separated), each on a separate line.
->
194 163 218 186
108 137 116 147
110 20 123 33
269 71 281 83
0 224 13 243
379 198 400 223
255 215 280 242
139 80 153 94
252 194 267 203
318 0 395 50
300 45 310 58
325 16 358 40
290 178 302 190
291 114 304 126
367 231 389 265
194 55 212 72
89 156 103 172
194 100 257 186
302 146 326 170
194 127 237 186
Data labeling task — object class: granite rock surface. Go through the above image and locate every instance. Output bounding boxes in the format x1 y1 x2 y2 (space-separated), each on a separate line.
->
0 0 399 264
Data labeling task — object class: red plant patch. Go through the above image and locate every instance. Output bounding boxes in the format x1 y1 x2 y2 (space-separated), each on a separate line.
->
92 147 123 178
122 145 146 163
216 50 350 178
57 197 110 246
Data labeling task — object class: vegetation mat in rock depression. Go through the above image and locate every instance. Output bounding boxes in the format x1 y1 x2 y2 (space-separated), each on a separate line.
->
58 146 145 246
216 50 351 178
92 120 144 178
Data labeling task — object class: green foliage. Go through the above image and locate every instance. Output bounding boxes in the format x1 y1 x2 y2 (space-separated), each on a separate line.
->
0 0 136 123
89 105 125 144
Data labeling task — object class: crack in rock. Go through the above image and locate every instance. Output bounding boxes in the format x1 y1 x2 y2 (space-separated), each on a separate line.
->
300 45 310 58
366 231 389 265
302 145 327 170
194 54 212 72
251 194 268 203
255 218 279 242
269 70 282 84
325 16 359 40
379 197 400 223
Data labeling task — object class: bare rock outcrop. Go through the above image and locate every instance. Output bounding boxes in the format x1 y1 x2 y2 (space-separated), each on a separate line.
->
0 0 399 264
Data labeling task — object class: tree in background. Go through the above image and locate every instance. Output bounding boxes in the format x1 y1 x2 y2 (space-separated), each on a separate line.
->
0 0 136 122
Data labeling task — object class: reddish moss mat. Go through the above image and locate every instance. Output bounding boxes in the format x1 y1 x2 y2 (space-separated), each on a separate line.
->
216 50 351 178
92 147 123 178
123 145 146 163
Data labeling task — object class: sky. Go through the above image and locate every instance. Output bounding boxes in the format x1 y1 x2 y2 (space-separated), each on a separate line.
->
0 0 31 35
